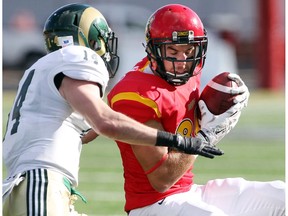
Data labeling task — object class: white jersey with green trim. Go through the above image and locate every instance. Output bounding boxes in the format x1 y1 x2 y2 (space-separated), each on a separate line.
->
3 45 109 186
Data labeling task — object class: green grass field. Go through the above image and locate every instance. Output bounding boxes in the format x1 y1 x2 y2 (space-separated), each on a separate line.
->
2 90 285 216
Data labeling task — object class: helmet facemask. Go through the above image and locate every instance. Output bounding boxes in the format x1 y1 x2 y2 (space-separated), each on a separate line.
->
102 32 119 79
146 30 208 85
87 23 119 78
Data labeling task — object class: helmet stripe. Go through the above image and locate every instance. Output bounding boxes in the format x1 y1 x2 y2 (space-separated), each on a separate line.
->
78 7 104 47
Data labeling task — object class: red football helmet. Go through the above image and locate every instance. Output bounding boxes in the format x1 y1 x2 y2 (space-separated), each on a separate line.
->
145 4 208 85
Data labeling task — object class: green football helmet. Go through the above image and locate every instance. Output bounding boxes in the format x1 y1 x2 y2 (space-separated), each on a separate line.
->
43 3 119 78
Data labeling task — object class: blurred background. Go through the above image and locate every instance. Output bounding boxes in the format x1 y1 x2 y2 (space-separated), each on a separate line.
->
3 0 285 91
2 0 285 215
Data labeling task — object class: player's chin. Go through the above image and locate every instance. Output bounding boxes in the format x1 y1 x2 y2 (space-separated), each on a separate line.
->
173 70 189 76
174 67 188 74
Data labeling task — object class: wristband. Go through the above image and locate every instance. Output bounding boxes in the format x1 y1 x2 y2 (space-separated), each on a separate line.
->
156 130 178 147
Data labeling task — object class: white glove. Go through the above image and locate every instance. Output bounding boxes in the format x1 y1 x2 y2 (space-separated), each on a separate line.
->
197 73 250 145
228 73 249 108
196 100 242 145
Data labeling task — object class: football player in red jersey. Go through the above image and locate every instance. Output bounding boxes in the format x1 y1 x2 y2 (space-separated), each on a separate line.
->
107 4 284 216
2 3 224 216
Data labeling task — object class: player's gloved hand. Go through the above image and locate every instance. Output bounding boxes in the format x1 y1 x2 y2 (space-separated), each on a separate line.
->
197 73 250 146
175 134 224 158
228 73 250 109
197 100 242 145
156 131 224 159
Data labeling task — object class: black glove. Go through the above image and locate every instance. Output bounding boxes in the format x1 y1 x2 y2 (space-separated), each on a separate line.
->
156 131 224 159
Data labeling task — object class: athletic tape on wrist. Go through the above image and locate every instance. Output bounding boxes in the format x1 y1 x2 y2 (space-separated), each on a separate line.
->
156 130 177 147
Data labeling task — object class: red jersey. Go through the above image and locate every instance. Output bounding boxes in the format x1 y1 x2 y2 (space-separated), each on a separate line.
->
107 57 201 212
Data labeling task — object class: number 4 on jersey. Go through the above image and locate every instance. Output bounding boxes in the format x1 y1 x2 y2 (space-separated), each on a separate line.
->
10 69 35 135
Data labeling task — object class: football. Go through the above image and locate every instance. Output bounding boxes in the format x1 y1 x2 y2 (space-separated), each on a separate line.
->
199 72 240 115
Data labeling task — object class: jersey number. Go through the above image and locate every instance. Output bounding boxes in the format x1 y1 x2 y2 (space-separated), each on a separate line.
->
83 50 98 64
10 69 35 135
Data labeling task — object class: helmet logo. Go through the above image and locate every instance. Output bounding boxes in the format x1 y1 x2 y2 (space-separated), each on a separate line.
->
172 31 194 42
56 36 74 47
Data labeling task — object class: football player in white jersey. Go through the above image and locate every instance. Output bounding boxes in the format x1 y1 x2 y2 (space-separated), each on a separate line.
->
2 3 225 216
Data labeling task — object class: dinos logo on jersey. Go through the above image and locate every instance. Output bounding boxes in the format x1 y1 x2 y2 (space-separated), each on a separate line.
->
176 118 193 137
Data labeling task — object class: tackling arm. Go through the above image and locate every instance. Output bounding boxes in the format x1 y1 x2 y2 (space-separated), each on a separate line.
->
59 76 223 157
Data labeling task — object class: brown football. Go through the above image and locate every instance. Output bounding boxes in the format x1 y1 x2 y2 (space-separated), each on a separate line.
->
199 72 240 115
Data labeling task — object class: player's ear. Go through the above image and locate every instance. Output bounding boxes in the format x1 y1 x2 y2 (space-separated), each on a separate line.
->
150 59 157 71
